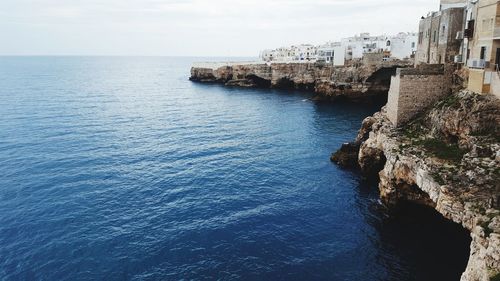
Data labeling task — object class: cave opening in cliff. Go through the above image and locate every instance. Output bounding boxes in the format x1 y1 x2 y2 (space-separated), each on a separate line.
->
381 200 472 281
275 77 296 89
246 75 271 88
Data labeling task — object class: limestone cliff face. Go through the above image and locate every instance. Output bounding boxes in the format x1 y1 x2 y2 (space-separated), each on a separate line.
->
353 91 500 281
190 62 410 101
190 63 325 89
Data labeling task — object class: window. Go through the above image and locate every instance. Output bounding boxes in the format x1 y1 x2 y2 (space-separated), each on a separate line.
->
433 30 437 42
480 46 486 60
412 42 416 48
386 40 391 46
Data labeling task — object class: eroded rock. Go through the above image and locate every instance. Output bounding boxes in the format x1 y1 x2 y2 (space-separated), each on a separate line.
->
334 91 500 280
190 62 411 101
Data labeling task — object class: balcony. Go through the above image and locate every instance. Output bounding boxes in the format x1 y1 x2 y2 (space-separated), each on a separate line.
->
468 59 489 69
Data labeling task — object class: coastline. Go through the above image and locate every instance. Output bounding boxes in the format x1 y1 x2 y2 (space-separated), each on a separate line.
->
189 60 500 280
189 61 412 102
332 91 500 280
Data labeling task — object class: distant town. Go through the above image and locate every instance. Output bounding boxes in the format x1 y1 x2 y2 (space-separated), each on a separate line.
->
256 0 499 98
259 32 418 66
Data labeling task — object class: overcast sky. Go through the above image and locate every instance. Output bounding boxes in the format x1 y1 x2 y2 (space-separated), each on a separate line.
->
1 0 439 56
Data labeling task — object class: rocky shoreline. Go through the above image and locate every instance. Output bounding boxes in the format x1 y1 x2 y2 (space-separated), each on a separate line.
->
190 60 500 280
190 61 411 102
332 90 500 281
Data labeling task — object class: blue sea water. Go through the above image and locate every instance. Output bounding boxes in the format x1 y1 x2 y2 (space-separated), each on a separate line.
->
0 57 470 281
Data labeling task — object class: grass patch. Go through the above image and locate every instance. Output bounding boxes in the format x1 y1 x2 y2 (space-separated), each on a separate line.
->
438 94 461 108
481 221 494 238
492 168 500 180
431 171 446 185
416 138 466 162
491 272 500 281
470 128 493 137
402 122 426 140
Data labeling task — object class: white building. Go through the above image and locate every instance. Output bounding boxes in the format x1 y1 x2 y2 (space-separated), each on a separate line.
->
259 32 417 64
317 42 346 66
292 44 317 61
260 49 276 62
386 32 418 59
341 33 387 60
341 32 417 60
259 44 318 62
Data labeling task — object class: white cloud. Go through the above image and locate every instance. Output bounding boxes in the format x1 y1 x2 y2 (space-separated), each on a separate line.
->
0 0 439 56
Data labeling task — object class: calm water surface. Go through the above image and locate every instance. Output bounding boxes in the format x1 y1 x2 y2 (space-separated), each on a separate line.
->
0 57 470 281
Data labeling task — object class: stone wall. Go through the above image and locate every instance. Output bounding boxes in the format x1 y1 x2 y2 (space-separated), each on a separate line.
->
387 66 447 126
387 64 450 126
362 53 384 66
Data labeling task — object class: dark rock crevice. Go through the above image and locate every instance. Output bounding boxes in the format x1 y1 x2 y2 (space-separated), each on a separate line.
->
331 91 500 280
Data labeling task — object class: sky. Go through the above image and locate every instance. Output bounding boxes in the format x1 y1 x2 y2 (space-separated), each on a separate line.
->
0 0 439 56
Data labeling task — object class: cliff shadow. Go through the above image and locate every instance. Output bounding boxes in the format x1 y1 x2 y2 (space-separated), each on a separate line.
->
363 66 400 105
354 180 472 281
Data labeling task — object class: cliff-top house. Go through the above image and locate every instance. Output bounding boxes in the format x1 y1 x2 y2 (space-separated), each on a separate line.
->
387 0 500 127
316 42 346 66
414 1 466 65
415 0 500 96
466 0 500 95
342 32 418 61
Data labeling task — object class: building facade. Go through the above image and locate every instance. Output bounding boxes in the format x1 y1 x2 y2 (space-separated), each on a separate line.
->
466 0 500 97
387 33 419 59
342 32 417 61
415 0 500 97
415 7 465 65
259 44 318 62
316 42 346 66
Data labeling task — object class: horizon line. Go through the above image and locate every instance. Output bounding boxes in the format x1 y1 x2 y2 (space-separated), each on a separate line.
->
0 55 259 58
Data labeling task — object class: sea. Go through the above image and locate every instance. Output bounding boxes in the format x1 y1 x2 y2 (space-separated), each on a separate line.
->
0 56 470 281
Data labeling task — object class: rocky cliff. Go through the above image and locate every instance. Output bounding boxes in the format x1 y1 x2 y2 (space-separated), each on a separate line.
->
190 61 411 101
333 90 500 280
